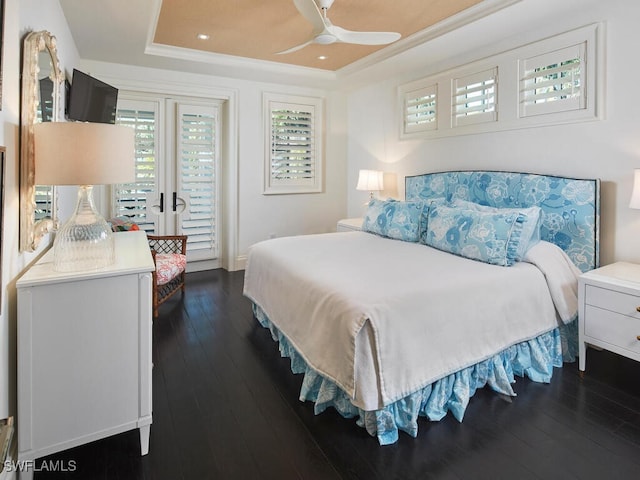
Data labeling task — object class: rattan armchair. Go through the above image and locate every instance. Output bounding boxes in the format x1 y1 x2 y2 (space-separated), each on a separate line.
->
147 235 188 317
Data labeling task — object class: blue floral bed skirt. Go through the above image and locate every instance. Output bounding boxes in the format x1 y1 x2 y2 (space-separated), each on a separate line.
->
253 303 578 445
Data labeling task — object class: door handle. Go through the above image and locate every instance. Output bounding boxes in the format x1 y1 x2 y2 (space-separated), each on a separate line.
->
149 193 164 215
173 193 188 215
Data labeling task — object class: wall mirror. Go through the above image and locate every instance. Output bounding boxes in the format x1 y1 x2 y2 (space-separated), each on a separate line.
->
20 30 64 252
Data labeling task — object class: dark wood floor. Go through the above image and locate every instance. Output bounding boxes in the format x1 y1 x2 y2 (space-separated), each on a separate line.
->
33 269 640 479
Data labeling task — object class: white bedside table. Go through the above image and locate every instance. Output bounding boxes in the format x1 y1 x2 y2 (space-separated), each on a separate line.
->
337 217 363 232
578 261 640 372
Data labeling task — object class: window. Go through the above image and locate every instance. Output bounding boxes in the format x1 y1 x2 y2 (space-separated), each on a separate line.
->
264 93 324 194
397 23 601 139
519 43 585 117
403 84 437 134
453 68 498 127
114 99 158 233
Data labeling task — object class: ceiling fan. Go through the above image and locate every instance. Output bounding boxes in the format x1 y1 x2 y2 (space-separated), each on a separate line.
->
277 0 401 54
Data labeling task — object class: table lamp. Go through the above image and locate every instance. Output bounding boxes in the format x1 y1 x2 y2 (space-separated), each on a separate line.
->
34 122 135 272
630 169 640 209
356 169 384 202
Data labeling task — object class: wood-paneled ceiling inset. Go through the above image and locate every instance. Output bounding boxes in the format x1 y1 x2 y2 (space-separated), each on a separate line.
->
154 0 485 71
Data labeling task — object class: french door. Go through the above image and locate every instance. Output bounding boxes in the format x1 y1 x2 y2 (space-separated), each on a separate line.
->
112 94 222 267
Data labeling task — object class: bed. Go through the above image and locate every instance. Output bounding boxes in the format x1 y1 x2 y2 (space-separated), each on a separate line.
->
243 170 600 445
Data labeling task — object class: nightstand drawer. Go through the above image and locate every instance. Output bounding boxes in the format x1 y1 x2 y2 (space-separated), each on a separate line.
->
584 305 640 353
585 285 640 318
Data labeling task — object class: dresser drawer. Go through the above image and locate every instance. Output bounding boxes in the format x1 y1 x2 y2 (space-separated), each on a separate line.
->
585 284 640 318
584 305 640 354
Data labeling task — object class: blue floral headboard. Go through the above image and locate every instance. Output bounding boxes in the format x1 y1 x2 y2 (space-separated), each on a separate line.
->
405 171 600 272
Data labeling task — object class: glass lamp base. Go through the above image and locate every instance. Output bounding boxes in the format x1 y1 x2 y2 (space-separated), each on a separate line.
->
52 185 115 272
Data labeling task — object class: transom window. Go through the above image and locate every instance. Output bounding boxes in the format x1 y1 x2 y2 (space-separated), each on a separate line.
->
519 43 585 117
453 68 498 127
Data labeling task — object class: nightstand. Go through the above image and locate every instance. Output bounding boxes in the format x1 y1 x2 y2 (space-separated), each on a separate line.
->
337 217 363 232
578 262 640 372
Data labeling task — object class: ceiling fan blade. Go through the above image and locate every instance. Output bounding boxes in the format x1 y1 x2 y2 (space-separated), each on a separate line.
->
331 26 401 45
293 0 327 33
276 39 314 55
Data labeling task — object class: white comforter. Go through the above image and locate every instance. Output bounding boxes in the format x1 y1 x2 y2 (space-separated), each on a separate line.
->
244 232 578 411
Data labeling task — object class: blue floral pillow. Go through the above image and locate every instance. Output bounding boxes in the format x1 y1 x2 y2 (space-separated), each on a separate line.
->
450 198 542 261
419 197 447 244
362 199 426 242
424 204 528 266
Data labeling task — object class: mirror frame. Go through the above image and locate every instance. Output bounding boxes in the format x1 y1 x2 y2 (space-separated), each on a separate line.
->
20 31 64 252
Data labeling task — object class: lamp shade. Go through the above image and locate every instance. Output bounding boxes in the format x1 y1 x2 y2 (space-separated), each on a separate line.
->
34 122 135 185
356 169 384 192
631 169 640 209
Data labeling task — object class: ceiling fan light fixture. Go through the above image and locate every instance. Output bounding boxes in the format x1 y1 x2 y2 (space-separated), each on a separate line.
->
315 33 336 45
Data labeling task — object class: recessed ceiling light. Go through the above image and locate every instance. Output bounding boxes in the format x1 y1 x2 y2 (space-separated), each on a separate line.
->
197 33 210 40
318 55 327 60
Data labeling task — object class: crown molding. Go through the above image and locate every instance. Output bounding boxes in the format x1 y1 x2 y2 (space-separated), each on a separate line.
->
144 43 337 84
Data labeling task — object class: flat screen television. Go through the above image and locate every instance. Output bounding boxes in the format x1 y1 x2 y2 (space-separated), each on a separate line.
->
67 69 118 124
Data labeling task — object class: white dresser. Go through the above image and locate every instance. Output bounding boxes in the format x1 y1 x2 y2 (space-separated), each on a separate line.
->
578 261 640 372
16 231 154 477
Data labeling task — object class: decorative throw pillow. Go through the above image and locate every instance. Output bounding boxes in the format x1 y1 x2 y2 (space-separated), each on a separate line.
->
450 198 542 260
419 197 447 244
362 199 426 242
424 204 528 266
109 217 140 232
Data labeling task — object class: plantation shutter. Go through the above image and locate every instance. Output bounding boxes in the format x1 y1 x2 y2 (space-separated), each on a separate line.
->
114 99 159 233
453 68 498 127
176 103 219 261
404 84 437 134
264 93 323 194
520 43 585 117
271 103 314 182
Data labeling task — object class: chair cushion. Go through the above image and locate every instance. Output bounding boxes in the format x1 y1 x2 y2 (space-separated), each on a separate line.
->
155 253 187 285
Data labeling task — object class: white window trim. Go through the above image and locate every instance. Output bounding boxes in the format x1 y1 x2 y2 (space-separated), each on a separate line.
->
398 22 603 140
263 92 324 195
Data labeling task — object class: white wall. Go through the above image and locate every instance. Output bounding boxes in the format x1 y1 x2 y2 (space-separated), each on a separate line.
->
344 0 640 267
0 0 80 423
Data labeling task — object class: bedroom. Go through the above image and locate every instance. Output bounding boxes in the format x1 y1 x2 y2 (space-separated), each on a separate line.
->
1 0 640 478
